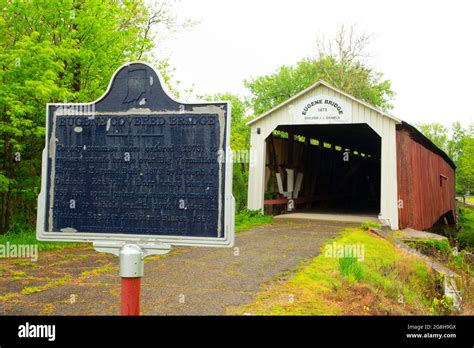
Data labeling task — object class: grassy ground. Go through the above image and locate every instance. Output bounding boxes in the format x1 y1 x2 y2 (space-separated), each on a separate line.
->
403 238 474 315
402 207 474 314
235 209 273 232
0 229 83 251
466 196 474 205
229 226 444 315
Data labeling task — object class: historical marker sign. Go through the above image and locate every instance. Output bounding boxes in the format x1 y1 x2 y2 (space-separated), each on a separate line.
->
37 62 234 247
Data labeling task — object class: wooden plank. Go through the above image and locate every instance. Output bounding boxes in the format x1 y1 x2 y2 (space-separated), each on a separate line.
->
396 129 456 230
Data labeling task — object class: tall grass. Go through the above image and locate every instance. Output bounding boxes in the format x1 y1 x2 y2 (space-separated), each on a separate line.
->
458 207 474 250
339 257 364 281
0 229 82 251
235 209 273 232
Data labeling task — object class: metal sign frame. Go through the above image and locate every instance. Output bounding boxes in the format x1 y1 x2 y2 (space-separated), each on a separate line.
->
36 62 234 248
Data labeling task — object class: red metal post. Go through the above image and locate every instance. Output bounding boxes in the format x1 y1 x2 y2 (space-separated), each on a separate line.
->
119 244 144 316
121 277 141 315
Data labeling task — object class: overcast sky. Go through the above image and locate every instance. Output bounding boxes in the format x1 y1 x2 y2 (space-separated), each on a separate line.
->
155 0 474 126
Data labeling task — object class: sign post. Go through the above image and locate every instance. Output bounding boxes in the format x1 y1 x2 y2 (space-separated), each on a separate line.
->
37 62 234 315
119 244 143 316
93 241 172 315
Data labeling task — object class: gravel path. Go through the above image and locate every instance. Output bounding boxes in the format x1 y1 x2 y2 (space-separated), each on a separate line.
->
0 219 356 315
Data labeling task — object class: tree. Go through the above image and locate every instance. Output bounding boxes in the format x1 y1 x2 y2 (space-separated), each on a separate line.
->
416 123 449 154
417 122 473 194
457 138 474 194
0 0 185 234
206 93 250 212
245 25 395 116
447 121 466 163
456 125 474 194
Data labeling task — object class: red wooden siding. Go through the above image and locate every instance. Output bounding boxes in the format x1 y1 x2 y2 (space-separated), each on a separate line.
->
396 129 456 230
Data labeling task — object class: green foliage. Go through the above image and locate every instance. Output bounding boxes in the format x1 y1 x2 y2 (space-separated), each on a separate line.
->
333 230 435 311
21 286 43 295
0 228 82 251
430 295 454 315
225 94 250 151
238 228 437 315
449 250 473 276
457 136 474 194
406 239 453 255
448 122 467 163
235 209 273 232
426 239 452 254
338 257 364 282
0 0 182 234
206 92 250 151
416 123 450 154
416 122 473 194
458 231 474 251
458 207 474 249
404 212 472 275
360 221 381 231
232 163 247 213
206 93 251 213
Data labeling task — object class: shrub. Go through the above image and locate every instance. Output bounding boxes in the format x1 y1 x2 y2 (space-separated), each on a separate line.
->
458 207 474 250
360 221 381 231
0 229 80 251
235 209 273 232
232 163 248 213
419 239 452 254
449 250 473 276
430 295 454 315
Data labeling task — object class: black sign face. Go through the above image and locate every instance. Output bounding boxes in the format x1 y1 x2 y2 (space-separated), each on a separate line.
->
37 63 233 246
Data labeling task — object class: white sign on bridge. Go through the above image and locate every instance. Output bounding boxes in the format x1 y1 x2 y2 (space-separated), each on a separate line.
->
293 94 352 124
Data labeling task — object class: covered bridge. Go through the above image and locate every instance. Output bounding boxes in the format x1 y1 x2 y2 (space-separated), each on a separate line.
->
246 80 456 231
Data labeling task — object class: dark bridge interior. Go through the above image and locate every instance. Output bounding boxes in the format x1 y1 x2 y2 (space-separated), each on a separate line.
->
264 123 381 215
